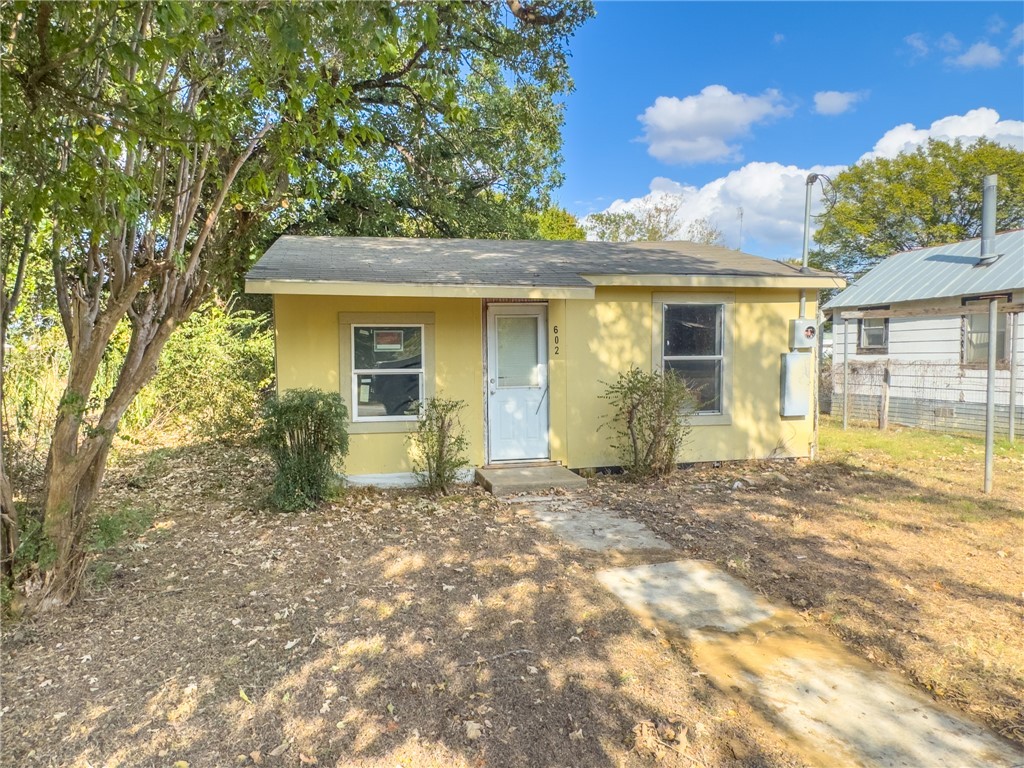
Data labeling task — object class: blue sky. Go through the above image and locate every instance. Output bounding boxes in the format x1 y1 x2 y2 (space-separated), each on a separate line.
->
555 1 1024 259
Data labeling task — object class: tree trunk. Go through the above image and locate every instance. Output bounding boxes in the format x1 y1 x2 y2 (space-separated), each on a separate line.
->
0 362 18 586
35 303 181 609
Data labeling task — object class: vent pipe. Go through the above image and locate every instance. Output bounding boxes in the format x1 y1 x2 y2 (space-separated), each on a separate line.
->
978 174 998 266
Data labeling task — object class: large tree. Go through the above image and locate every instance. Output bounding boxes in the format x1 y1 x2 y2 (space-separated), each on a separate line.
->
585 196 682 242
537 205 585 240
1 0 590 607
812 138 1024 277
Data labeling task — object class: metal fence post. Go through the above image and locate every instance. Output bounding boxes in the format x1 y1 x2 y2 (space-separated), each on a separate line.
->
1010 312 1018 445
984 298 997 493
843 317 850 430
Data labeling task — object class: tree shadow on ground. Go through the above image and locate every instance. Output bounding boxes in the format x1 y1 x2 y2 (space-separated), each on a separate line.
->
588 453 1024 746
0 441 803 768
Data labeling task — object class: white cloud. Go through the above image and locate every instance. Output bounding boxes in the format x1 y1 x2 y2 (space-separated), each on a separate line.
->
590 109 1024 260
947 41 1004 69
813 90 867 116
772 33 785 45
937 33 961 53
1011 23 1024 47
637 85 794 164
904 33 929 59
593 161 844 254
861 108 1024 161
987 15 1006 35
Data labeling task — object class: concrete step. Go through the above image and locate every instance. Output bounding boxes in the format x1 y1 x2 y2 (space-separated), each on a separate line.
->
475 465 587 496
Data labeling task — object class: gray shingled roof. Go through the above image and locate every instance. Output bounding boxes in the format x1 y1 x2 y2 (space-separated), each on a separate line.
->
824 229 1024 309
246 236 834 288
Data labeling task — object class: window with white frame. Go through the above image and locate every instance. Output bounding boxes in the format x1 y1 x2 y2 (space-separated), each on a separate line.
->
352 325 424 420
962 297 1009 366
662 304 724 414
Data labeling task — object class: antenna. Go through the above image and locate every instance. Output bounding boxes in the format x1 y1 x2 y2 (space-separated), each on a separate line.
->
737 207 744 251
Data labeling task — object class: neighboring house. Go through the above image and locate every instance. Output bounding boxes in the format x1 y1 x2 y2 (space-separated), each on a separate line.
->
246 237 842 485
823 230 1024 436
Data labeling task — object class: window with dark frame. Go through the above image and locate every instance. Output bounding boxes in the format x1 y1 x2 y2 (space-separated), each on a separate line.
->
962 296 1010 366
662 304 724 414
352 325 424 420
856 306 889 354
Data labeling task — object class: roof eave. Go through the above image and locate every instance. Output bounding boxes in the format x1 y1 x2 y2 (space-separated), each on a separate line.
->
582 273 846 290
244 278 595 300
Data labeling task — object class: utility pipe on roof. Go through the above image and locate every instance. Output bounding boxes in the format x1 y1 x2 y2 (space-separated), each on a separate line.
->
799 173 819 319
980 175 998 264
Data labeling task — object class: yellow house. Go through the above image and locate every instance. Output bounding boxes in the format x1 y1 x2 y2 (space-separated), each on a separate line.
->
246 237 844 485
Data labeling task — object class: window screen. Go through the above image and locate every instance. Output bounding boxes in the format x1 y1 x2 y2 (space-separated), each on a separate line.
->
352 326 424 419
663 304 724 414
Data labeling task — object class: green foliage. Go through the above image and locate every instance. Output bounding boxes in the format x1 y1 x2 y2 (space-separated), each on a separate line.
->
685 217 725 246
538 206 586 240
585 197 682 242
812 138 1024 277
409 398 470 495
142 303 275 439
88 504 154 552
260 389 349 511
3 302 274 493
601 368 695 480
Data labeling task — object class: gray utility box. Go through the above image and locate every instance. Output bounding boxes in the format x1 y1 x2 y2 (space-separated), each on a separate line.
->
789 318 817 350
780 352 812 417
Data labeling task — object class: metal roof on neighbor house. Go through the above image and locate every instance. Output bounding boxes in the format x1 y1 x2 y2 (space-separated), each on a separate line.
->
824 229 1024 310
246 236 840 296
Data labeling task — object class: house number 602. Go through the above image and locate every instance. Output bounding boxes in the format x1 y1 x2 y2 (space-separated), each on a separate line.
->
552 325 560 356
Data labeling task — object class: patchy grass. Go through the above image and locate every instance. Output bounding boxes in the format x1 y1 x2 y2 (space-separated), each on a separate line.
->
587 417 1024 745
88 503 156 552
1 442 809 768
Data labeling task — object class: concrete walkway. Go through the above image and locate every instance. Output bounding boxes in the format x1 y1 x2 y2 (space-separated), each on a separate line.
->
515 496 1024 768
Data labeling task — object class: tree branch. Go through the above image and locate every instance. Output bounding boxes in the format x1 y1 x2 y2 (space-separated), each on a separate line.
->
504 0 566 25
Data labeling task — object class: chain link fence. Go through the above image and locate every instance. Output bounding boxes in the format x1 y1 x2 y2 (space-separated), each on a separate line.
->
822 358 1022 438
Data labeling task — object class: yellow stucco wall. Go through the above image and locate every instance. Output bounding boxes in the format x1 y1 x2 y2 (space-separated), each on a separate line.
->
273 288 817 476
274 294 486 475
558 287 816 468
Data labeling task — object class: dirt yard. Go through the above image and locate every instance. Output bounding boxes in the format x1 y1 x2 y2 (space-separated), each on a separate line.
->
2 442 806 768
587 418 1024 746
2 419 1020 766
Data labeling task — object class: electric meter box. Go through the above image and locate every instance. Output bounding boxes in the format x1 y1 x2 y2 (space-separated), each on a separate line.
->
780 352 812 417
789 318 817 350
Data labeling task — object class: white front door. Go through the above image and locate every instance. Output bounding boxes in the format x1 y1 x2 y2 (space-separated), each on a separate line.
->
487 304 549 462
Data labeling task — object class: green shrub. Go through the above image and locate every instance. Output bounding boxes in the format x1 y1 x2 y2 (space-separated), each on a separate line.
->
140 301 275 439
88 504 155 551
3 300 274 493
601 367 695 480
409 397 469 495
259 389 349 510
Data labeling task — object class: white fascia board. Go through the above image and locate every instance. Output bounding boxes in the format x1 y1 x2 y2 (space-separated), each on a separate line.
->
245 278 594 300
582 274 846 289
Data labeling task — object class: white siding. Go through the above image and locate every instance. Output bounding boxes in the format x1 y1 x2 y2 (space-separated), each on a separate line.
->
830 296 1024 434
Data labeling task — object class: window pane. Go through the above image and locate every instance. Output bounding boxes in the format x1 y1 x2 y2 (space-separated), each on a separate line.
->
354 326 422 370
666 359 721 413
356 373 420 417
966 313 1007 363
664 305 721 357
860 318 886 349
497 316 539 387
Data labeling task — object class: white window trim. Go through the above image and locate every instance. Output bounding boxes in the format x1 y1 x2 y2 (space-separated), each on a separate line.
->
338 312 435 435
652 292 734 426
351 323 425 423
